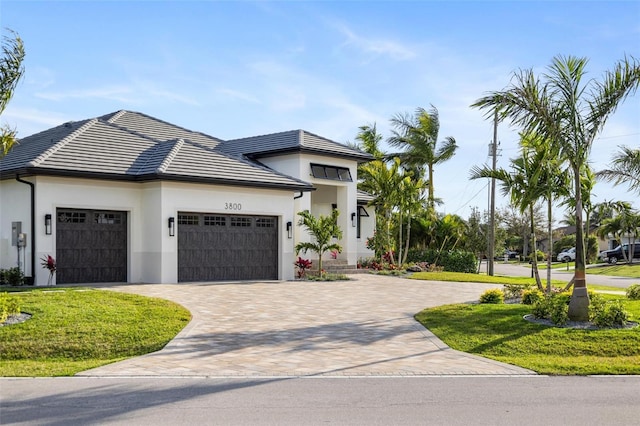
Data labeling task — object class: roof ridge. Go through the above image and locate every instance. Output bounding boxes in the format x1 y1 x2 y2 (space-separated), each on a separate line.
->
27 119 98 167
105 110 127 123
124 110 224 143
226 129 298 142
156 139 184 174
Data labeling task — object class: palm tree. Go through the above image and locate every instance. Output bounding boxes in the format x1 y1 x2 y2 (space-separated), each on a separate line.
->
354 123 385 160
596 146 640 195
396 173 428 265
470 146 548 291
359 157 404 263
1 29 25 157
295 210 343 278
520 133 570 292
597 208 640 264
388 106 458 211
472 55 640 320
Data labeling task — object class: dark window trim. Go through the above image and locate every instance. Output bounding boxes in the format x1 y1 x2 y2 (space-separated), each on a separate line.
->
310 163 353 182
357 206 369 239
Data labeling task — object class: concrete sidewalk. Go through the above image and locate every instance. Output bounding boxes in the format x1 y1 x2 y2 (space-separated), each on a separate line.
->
78 274 534 377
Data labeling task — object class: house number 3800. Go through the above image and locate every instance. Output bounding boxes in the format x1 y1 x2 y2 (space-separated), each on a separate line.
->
225 202 242 211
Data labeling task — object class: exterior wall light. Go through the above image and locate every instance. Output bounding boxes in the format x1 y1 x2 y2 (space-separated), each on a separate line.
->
351 212 356 227
286 221 293 239
168 217 175 237
45 214 52 235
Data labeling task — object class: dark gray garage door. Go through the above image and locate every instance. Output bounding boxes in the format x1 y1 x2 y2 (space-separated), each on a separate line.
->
56 209 127 284
178 213 278 282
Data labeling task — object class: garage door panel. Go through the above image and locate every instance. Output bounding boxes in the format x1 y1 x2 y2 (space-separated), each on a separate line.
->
178 213 278 282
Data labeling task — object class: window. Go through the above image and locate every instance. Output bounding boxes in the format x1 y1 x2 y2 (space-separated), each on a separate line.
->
178 214 199 225
256 218 275 228
231 217 252 227
95 212 122 224
58 211 86 223
204 216 226 226
357 206 369 239
310 163 352 182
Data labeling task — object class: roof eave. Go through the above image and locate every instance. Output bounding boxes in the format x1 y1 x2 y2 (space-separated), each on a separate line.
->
0 167 314 192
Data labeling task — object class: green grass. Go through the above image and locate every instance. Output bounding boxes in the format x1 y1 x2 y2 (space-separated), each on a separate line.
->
0 288 191 376
415 298 640 375
410 271 628 293
587 263 640 279
410 271 568 287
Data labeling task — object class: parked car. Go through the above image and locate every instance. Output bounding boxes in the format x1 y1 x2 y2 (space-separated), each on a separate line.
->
599 243 640 264
495 250 519 260
557 247 576 262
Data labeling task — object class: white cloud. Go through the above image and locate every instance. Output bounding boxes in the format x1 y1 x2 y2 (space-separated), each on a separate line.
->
35 86 136 103
334 22 416 61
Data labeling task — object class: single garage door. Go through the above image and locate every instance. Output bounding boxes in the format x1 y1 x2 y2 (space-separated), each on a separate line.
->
178 213 278 282
56 209 127 284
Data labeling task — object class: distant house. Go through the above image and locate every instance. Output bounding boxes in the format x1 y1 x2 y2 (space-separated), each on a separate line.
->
0 111 374 285
538 225 609 254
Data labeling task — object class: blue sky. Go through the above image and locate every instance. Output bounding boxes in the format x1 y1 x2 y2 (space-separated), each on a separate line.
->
2 0 639 221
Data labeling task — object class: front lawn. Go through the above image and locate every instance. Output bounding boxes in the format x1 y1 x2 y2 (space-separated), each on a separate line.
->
415 297 640 375
0 288 191 376
587 263 640 278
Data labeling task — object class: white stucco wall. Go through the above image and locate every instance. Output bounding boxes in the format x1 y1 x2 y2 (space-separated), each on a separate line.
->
0 179 33 279
159 181 296 282
1 175 298 285
262 152 366 266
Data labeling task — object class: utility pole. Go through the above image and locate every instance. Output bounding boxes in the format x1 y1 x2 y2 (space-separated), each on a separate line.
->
488 110 498 276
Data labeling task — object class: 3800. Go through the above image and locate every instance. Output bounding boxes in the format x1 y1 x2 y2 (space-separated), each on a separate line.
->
225 202 242 211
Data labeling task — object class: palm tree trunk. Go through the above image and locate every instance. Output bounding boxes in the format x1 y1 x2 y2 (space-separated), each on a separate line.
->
529 204 543 291
546 197 553 294
402 216 412 265
568 166 590 321
398 211 403 266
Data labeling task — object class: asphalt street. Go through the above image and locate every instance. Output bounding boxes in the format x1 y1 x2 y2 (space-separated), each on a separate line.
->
2 376 639 425
491 261 637 289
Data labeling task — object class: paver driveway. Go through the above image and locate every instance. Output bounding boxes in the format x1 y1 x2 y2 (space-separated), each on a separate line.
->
79 274 534 377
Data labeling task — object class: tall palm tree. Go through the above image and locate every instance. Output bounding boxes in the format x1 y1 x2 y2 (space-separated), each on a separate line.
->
596 146 640 195
359 157 405 263
397 173 428 265
520 133 570 292
472 55 640 320
388 106 458 211
1 30 25 157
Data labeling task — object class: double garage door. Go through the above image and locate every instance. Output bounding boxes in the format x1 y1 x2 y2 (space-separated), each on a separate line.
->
56 209 128 284
55 209 278 283
178 213 278 282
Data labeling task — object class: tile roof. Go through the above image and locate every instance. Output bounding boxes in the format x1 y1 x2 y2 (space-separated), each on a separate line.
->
221 129 373 162
1 111 313 191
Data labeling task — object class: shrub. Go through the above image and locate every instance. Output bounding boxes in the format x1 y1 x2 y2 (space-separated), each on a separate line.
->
521 289 544 305
0 267 25 286
626 284 640 300
0 292 22 323
592 300 630 327
531 292 570 325
502 284 530 300
406 248 477 273
528 250 546 262
479 289 504 304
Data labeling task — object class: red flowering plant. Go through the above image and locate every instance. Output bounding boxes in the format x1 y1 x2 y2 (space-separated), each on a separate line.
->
294 257 312 279
40 255 56 286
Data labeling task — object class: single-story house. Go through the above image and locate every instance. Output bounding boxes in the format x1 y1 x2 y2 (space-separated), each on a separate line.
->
0 110 375 285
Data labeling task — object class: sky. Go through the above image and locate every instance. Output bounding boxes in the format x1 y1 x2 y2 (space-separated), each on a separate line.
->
2 0 639 222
